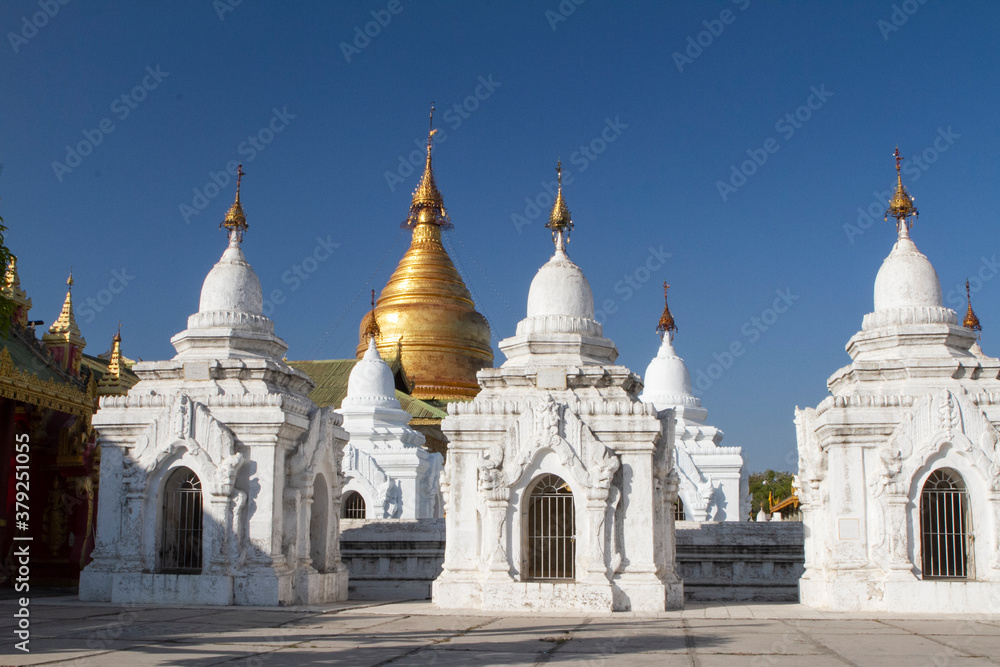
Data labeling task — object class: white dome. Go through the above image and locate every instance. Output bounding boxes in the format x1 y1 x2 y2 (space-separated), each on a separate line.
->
198 235 264 315
873 235 942 312
641 336 696 405
344 338 397 404
526 249 594 320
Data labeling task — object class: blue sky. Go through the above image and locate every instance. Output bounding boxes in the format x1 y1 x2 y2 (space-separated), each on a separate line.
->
2 0 999 472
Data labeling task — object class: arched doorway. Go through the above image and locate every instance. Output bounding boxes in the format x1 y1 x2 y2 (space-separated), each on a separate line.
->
310 474 329 571
674 497 686 522
160 467 203 573
524 474 575 581
920 468 972 579
342 490 366 519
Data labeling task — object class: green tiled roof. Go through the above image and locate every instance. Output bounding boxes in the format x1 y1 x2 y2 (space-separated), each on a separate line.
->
1 327 82 387
288 359 446 420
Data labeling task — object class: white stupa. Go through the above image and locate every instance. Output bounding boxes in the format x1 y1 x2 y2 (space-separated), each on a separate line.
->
433 162 683 612
81 170 350 605
796 150 1000 612
640 284 747 521
338 331 443 520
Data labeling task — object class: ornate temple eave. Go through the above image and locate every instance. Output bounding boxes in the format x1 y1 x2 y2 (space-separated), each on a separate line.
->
0 347 94 417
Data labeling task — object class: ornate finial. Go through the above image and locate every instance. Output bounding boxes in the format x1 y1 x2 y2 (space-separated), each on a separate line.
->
403 105 452 230
114 319 121 342
964 279 982 337
545 160 573 251
2 254 32 327
885 147 918 234
67 271 74 288
222 164 248 241
362 288 381 343
657 282 678 341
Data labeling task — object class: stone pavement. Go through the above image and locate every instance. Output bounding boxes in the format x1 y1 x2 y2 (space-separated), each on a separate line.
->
1 597 999 666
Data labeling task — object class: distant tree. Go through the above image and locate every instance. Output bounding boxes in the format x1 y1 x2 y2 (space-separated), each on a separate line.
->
748 469 795 518
0 216 11 337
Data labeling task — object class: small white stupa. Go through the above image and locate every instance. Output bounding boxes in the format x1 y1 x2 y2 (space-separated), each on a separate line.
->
640 284 747 521
80 168 350 606
338 304 443 520
796 150 1000 612
433 162 682 612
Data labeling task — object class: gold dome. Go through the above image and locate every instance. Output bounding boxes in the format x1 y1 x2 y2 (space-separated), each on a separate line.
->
357 111 493 400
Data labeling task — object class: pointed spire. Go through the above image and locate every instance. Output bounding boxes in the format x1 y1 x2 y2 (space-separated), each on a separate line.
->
362 288 381 343
885 147 918 234
545 160 574 252
97 323 130 396
963 279 982 337
657 282 678 341
2 254 32 327
47 273 85 343
404 104 452 229
221 164 248 241
42 272 86 374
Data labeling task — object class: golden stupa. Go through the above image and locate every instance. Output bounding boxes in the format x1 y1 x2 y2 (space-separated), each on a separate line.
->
357 108 493 400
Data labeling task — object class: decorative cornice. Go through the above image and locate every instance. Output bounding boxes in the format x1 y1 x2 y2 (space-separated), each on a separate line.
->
861 306 957 331
0 347 93 417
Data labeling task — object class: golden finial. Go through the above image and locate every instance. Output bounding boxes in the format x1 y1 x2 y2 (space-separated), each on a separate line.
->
222 164 248 240
545 160 573 251
404 104 452 230
657 282 678 341
964 279 982 337
885 147 918 233
362 288 381 343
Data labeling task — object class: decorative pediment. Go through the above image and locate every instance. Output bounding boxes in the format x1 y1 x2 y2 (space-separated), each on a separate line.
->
874 390 1000 492
123 395 244 496
477 393 620 500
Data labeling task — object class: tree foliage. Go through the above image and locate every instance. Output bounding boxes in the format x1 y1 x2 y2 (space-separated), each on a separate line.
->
748 469 795 518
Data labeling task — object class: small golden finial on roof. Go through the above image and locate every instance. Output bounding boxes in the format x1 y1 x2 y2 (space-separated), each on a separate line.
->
2 254 32 327
964 279 982 337
43 271 86 349
545 160 573 251
222 164 248 240
362 288 381 343
657 282 678 341
404 104 452 230
885 147 918 234
97 323 131 396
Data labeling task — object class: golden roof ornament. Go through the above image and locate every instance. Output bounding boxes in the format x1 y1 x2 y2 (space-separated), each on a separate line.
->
221 164 248 241
2 254 31 327
47 272 85 343
404 104 452 230
885 147 918 235
362 289 381 343
545 160 573 251
964 279 982 337
657 282 678 341
97 323 131 396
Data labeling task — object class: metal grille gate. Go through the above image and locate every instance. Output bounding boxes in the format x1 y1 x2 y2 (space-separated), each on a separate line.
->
921 468 971 579
674 498 686 522
343 491 366 519
525 474 575 581
160 468 203 573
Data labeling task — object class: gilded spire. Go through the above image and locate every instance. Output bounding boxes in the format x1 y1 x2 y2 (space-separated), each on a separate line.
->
222 164 248 241
97 324 131 396
42 272 86 374
404 104 452 229
362 288 381 343
545 160 573 251
47 273 85 343
657 282 677 341
963 279 982 337
885 147 918 234
2 254 31 327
